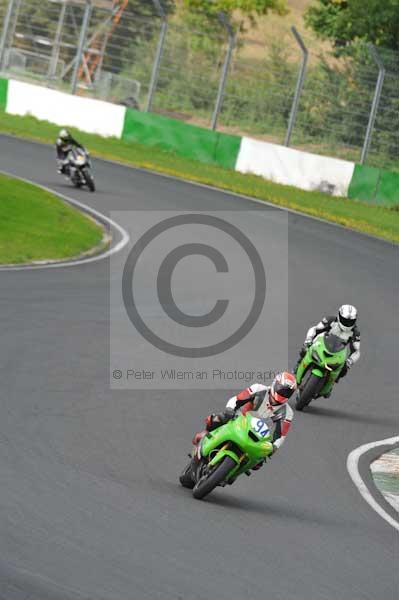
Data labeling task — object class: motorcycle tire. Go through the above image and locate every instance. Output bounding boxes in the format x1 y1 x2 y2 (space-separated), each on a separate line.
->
83 168 95 192
193 456 236 500
295 371 326 411
179 462 195 489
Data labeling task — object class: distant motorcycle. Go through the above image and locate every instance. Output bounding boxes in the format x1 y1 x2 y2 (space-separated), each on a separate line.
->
295 332 348 411
65 147 95 192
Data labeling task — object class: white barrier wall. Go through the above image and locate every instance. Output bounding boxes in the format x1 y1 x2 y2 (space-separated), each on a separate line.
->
6 80 126 138
236 137 355 197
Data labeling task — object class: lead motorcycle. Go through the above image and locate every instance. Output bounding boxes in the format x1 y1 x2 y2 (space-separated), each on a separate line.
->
179 412 274 500
295 332 348 411
65 147 95 192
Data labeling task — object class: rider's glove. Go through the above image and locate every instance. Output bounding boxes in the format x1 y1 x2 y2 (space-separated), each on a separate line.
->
205 414 215 429
346 358 353 369
205 407 235 431
304 338 312 348
224 407 236 420
272 441 281 454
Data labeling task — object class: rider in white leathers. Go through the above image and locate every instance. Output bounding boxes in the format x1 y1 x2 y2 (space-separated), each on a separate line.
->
296 305 360 387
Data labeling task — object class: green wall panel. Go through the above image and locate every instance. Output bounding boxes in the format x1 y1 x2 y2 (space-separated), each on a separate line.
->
122 109 241 170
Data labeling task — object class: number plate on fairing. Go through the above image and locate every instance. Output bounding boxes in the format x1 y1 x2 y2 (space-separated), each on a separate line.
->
250 417 270 439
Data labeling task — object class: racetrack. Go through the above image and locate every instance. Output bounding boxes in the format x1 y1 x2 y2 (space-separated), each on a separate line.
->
1 135 398 600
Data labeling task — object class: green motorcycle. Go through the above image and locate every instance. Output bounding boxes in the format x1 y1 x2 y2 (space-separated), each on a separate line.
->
295 332 348 411
179 412 274 500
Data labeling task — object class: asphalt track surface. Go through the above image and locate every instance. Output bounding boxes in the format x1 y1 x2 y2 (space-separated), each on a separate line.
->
1 135 398 600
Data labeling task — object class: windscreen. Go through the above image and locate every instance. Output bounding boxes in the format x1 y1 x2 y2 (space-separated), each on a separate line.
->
324 333 346 354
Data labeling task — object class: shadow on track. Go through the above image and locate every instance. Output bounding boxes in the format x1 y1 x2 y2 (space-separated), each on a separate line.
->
194 493 355 529
300 405 396 428
155 479 352 529
55 182 103 195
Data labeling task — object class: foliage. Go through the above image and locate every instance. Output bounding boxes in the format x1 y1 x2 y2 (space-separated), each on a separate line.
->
182 0 287 31
304 1 399 164
183 0 287 17
222 40 296 133
305 0 399 52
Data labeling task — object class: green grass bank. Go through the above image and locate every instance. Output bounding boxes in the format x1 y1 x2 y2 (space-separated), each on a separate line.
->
1 112 399 244
0 172 105 264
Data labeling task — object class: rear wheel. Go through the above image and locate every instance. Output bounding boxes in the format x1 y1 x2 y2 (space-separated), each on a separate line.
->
193 456 236 500
83 168 95 192
295 371 326 411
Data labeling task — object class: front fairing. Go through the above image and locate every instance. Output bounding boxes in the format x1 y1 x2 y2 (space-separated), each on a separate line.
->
296 334 348 383
200 413 273 470
69 150 88 169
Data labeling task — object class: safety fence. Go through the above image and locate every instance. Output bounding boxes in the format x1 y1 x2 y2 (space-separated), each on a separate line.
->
1 0 399 172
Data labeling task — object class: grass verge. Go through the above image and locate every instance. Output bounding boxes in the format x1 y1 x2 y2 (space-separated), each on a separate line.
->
0 172 105 264
1 112 399 244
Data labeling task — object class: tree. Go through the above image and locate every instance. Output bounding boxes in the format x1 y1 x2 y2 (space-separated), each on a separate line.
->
305 0 399 52
304 1 399 169
182 0 288 31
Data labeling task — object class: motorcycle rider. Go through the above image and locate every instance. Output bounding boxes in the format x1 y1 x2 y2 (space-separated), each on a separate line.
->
295 304 360 394
56 129 85 175
193 372 297 470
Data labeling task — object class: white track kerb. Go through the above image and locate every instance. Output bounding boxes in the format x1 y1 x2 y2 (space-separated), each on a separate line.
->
347 437 399 532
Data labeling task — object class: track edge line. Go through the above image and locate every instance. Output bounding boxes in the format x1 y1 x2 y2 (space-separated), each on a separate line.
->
347 436 399 532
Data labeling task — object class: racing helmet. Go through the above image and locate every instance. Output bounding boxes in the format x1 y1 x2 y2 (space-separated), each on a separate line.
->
59 129 70 141
337 304 357 332
270 372 297 405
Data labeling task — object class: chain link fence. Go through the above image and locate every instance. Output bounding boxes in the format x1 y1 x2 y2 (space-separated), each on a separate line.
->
1 0 399 170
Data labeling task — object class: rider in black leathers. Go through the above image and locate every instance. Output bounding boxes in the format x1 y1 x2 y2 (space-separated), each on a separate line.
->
56 129 84 175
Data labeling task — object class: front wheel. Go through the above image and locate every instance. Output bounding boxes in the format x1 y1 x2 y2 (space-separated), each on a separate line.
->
179 462 195 489
295 372 326 411
83 168 95 192
72 176 82 189
193 456 236 500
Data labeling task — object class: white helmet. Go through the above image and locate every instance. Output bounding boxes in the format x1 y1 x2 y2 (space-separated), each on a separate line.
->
338 304 357 332
59 128 70 141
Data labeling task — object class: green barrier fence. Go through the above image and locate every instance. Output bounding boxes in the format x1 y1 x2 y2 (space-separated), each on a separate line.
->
0 78 8 110
348 163 399 207
377 171 399 207
122 108 241 170
348 165 380 204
